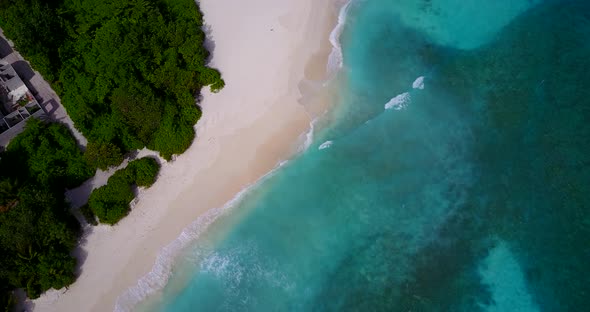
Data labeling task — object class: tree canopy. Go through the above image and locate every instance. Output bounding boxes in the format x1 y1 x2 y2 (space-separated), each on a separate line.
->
0 119 94 306
0 0 219 306
0 124 160 306
88 157 160 225
0 0 224 162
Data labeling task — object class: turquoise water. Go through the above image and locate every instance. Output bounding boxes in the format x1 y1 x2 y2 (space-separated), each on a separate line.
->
135 0 590 311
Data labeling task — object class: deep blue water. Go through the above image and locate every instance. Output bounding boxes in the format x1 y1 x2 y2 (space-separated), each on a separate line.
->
136 0 590 310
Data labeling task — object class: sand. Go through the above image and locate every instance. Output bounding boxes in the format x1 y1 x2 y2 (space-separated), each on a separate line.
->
31 0 339 311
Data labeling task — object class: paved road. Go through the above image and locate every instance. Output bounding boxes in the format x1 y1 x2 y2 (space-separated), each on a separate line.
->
0 28 87 147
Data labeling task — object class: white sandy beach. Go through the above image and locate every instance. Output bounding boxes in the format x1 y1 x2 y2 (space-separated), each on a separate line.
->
32 0 339 311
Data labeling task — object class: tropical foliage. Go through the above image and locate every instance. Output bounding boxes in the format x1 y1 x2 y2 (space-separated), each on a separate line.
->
0 120 94 306
0 0 218 306
83 141 124 171
88 157 160 225
0 0 224 162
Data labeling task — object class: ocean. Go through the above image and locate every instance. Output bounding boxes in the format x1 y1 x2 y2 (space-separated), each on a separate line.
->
128 0 590 310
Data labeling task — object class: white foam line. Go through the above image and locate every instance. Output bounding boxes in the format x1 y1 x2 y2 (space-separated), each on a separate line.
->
384 92 411 110
318 140 333 150
412 76 425 90
114 160 290 312
300 118 317 152
327 0 353 75
115 2 357 309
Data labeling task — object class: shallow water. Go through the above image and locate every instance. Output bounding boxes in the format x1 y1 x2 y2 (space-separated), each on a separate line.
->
135 0 590 311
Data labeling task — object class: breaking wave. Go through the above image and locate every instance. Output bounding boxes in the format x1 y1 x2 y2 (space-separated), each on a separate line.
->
327 0 353 74
113 161 290 312
384 92 411 110
319 140 333 150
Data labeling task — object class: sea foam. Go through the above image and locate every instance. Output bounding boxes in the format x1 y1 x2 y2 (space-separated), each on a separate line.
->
412 76 425 89
384 92 411 110
116 1 357 310
319 140 333 150
301 118 317 152
114 161 290 312
327 0 352 74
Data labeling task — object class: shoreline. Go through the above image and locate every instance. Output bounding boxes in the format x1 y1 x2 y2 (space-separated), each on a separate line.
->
31 0 340 311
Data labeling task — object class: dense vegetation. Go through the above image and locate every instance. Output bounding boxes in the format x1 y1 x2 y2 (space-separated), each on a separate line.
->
88 157 160 225
0 122 160 307
0 0 224 162
83 141 124 171
0 0 63 81
0 119 94 308
0 0 218 306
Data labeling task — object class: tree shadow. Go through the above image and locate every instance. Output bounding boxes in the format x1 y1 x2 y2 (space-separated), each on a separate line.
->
66 176 96 210
72 226 93 278
0 36 13 58
127 149 141 160
202 24 216 64
11 60 36 81
11 60 41 97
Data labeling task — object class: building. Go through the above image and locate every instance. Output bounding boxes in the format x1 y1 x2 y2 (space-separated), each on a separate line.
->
0 58 45 148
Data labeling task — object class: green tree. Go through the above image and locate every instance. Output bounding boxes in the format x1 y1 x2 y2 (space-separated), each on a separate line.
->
0 119 90 300
127 157 160 187
87 172 135 225
0 0 222 301
88 157 160 225
4 119 94 188
84 141 124 170
2 0 225 160
0 0 63 80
